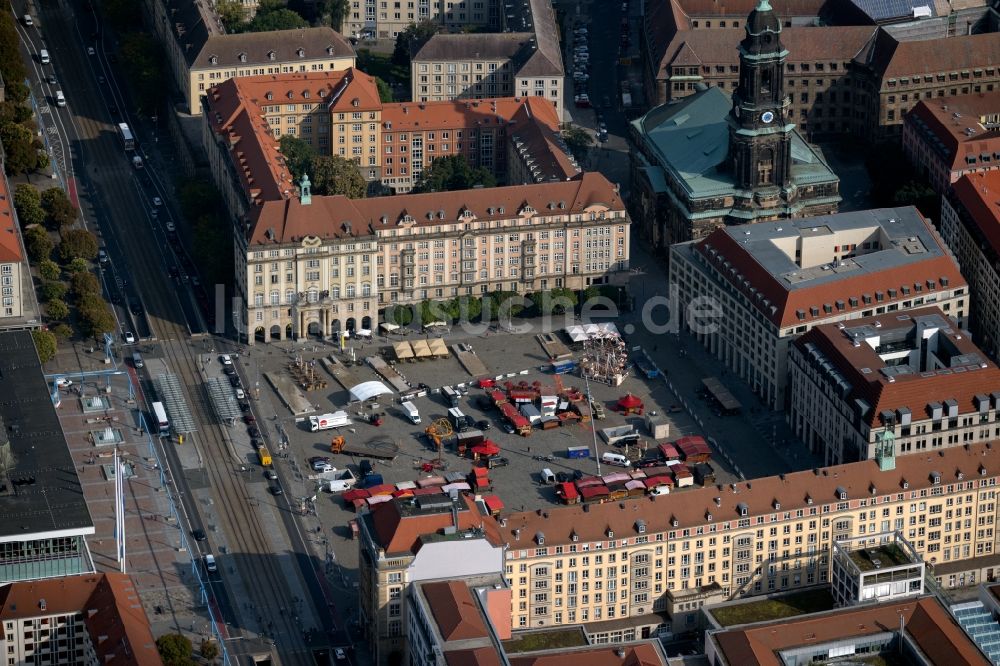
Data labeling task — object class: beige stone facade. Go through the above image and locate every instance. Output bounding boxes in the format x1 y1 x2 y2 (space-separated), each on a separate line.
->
342 0 500 41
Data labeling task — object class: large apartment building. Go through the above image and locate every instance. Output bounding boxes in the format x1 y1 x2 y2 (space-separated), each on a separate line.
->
668 208 968 410
341 0 501 41
0 170 27 321
941 170 1000 360
903 92 1000 194
239 172 629 343
409 0 565 117
203 69 577 202
788 307 1000 465
361 441 1000 651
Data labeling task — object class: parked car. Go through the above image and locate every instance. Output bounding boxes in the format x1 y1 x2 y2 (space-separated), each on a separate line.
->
55 378 73 388
269 486 284 496
244 414 256 425
230 375 242 388
223 366 237 376
219 354 233 365
123 331 135 344
501 422 516 434
476 419 492 431
265 470 278 480
239 401 251 412
235 388 246 400
153 197 162 207
191 528 207 542
247 426 260 438
312 461 334 472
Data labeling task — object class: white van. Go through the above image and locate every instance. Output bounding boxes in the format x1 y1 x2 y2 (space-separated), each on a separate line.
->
39 49 49 65
54 90 65 107
540 468 556 484
22 15 33 26
601 452 631 467
204 554 217 573
401 401 420 424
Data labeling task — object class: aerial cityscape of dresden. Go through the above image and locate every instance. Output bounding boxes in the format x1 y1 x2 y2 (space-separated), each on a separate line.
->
1 0 1000 663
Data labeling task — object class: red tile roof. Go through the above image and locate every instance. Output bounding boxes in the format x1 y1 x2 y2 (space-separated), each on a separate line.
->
445 647 505 666
712 596 988 665
498 441 1000 549
382 96 557 133
247 171 623 246
795 307 1000 426
422 581 490 642
677 0 828 16
693 209 966 328
950 170 1000 262
0 172 21 263
0 573 162 666
856 30 1000 81
507 643 666 666
906 92 1000 173
369 493 502 555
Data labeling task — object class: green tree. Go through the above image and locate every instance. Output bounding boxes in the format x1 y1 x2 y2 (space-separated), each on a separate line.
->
456 295 483 322
70 272 101 301
893 180 938 219
31 330 57 364
413 155 495 193
392 20 438 67
215 0 247 32
58 229 99 262
38 260 60 281
177 179 219 221
39 281 67 303
66 257 91 274
24 226 53 263
0 121 43 175
247 6 308 32
79 300 116 340
51 323 72 340
46 299 69 320
310 155 367 198
382 304 414 326
155 633 193 666
562 126 593 163
531 287 578 315
375 76 394 102
119 33 168 115
279 135 317 182
199 638 219 661
14 184 43 227
487 291 524 321
102 0 143 30
40 187 78 228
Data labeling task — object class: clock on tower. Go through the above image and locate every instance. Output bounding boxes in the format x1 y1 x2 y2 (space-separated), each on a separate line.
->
727 0 793 190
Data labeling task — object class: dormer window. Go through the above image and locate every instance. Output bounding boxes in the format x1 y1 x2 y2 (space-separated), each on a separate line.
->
737 502 748 517
352 98 360 107
498 207 505 215
304 91 310 99
805 494 813 505
706 511 713 521
287 91 294 99
635 520 646 534
981 466 988 476
902 479 910 489
209 55 219 65
671 518 679 528
931 471 941 485
238 52 247 63
536 532 545 546
268 50 276 61
266 92 274 100
773 500 781 510
297 48 305 58
326 46 336 55
571 532 579 542
837 487 847 501
606 528 614 539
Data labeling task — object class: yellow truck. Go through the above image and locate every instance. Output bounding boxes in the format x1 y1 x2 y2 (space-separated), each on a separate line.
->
257 445 272 467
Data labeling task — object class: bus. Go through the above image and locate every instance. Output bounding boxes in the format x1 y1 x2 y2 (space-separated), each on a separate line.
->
151 401 169 436
118 123 134 151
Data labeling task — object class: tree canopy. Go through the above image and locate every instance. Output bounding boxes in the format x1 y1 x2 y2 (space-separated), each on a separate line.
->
392 20 438 67
279 135 317 182
156 633 194 666
24 227 52 262
41 187 78 228
375 76 394 102
562 126 593 163
247 4 308 32
310 155 367 198
31 330 57 364
1 121 44 175
413 155 495 193
58 229 99 263
13 183 44 227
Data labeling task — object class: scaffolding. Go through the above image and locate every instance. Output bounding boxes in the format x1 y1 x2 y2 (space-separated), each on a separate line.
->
579 332 630 386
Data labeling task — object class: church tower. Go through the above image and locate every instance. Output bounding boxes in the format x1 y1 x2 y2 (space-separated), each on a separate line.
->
728 0 793 191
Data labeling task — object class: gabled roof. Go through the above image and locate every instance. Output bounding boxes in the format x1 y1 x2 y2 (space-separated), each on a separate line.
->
0 171 21 263
712 596 988 665
381 96 556 133
855 29 1000 81
247 172 622 246
906 92 1000 173
950 170 1000 263
422 581 490 642
413 33 530 61
192 27 354 69
368 493 503 555
0 574 162 666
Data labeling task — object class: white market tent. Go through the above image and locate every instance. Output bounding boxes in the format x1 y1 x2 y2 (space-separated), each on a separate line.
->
349 381 393 403
564 322 621 342
380 322 400 331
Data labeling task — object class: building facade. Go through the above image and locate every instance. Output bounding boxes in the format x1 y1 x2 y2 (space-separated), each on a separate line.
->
788 308 999 466
629 0 841 251
0 170 26 321
240 172 629 343
187 28 356 113
668 208 968 409
341 0 501 40
903 92 1000 194
941 171 1000 360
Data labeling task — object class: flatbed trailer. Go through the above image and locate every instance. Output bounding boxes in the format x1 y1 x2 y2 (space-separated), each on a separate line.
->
331 436 400 460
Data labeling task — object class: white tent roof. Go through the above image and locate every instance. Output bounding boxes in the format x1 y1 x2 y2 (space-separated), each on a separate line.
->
349 381 393 402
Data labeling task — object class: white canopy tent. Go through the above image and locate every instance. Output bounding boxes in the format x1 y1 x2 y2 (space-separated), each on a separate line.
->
380 322 400 331
349 381 393 403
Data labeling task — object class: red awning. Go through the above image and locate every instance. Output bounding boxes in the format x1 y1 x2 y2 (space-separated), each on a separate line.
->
366 484 396 496
342 489 370 501
617 393 644 409
392 489 414 498
558 482 579 499
484 495 504 512
580 485 609 499
472 441 500 456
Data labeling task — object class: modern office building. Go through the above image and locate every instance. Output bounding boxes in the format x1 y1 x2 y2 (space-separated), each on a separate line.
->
940 171 1000 360
0 331 94 582
830 532 925 606
0 573 162 665
239 172 629 342
669 207 967 409
903 92 1000 194
705 595 990 665
788 308 1000 465
630 0 841 250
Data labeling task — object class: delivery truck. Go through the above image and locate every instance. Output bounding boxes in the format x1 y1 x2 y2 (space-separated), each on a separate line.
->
325 469 358 492
401 401 421 424
310 411 351 432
